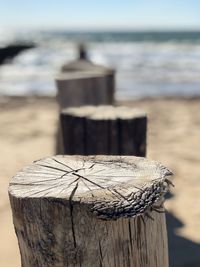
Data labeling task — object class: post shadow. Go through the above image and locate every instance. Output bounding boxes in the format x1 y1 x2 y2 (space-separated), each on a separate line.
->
166 193 200 267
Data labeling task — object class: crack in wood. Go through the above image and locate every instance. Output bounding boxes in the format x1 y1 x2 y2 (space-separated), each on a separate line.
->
98 239 104 267
69 182 79 248
9 155 172 267
36 163 67 173
11 157 173 221
52 158 74 171
80 179 95 197
71 172 106 190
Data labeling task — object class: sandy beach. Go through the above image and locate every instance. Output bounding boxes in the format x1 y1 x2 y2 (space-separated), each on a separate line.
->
0 96 200 267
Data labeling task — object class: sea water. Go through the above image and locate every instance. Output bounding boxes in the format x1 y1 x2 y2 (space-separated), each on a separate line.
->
1 29 200 99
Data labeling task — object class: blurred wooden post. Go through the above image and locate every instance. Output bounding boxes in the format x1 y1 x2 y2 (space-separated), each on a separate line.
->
57 44 115 109
9 155 172 267
55 46 115 154
56 72 115 109
60 105 147 156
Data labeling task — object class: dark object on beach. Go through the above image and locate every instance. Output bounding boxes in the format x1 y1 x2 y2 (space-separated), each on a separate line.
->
9 155 171 267
0 43 35 65
78 43 87 60
61 43 114 75
60 105 147 156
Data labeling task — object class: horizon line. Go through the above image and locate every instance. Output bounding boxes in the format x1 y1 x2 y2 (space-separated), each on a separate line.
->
2 25 200 32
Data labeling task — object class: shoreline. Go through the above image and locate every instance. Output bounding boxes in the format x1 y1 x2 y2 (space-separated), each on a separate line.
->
1 94 200 105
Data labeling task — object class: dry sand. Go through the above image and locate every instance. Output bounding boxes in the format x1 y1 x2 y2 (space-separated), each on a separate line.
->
0 96 200 267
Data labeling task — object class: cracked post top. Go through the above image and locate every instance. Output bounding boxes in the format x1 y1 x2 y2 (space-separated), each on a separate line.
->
9 155 173 220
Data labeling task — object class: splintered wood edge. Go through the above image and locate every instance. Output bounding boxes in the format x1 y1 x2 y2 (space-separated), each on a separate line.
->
9 155 173 220
61 105 146 120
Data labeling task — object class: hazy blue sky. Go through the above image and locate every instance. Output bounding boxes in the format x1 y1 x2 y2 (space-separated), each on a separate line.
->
1 0 200 30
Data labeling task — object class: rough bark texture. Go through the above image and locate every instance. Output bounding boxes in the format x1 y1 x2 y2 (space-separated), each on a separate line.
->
60 105 147 156
9 155 172 267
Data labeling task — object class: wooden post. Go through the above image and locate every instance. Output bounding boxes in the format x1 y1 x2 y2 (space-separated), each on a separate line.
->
9 155 172 267
55 72 115 154
60 105 147 156
56 72 115 109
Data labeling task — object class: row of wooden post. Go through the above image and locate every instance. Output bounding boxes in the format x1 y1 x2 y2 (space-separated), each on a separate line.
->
9 46 171 267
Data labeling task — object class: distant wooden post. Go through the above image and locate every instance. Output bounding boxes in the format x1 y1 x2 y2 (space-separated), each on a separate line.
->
55 73 115 154
56 72 115 109
9 155 172 267
57 44 115 108
60 105 147 156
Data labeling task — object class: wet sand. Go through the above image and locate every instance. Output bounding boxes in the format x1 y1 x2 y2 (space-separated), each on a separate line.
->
0 96 200 267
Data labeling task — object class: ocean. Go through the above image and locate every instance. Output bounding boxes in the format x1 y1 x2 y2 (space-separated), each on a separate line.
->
1 29 200 99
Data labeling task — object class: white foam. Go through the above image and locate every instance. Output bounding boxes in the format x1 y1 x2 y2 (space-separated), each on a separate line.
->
1 30 200 98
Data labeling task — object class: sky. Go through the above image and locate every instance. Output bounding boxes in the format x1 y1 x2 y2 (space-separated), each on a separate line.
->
0 0 200 30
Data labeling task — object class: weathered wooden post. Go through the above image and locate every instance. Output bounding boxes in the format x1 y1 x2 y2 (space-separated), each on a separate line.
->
60 105 147 156
9 155 172 267
56 72 114 109
55 45 115 154
57 44 115 109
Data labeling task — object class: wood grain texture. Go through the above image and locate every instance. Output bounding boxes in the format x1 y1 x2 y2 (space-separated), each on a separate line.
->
9 155 172 267
60 105 147 156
